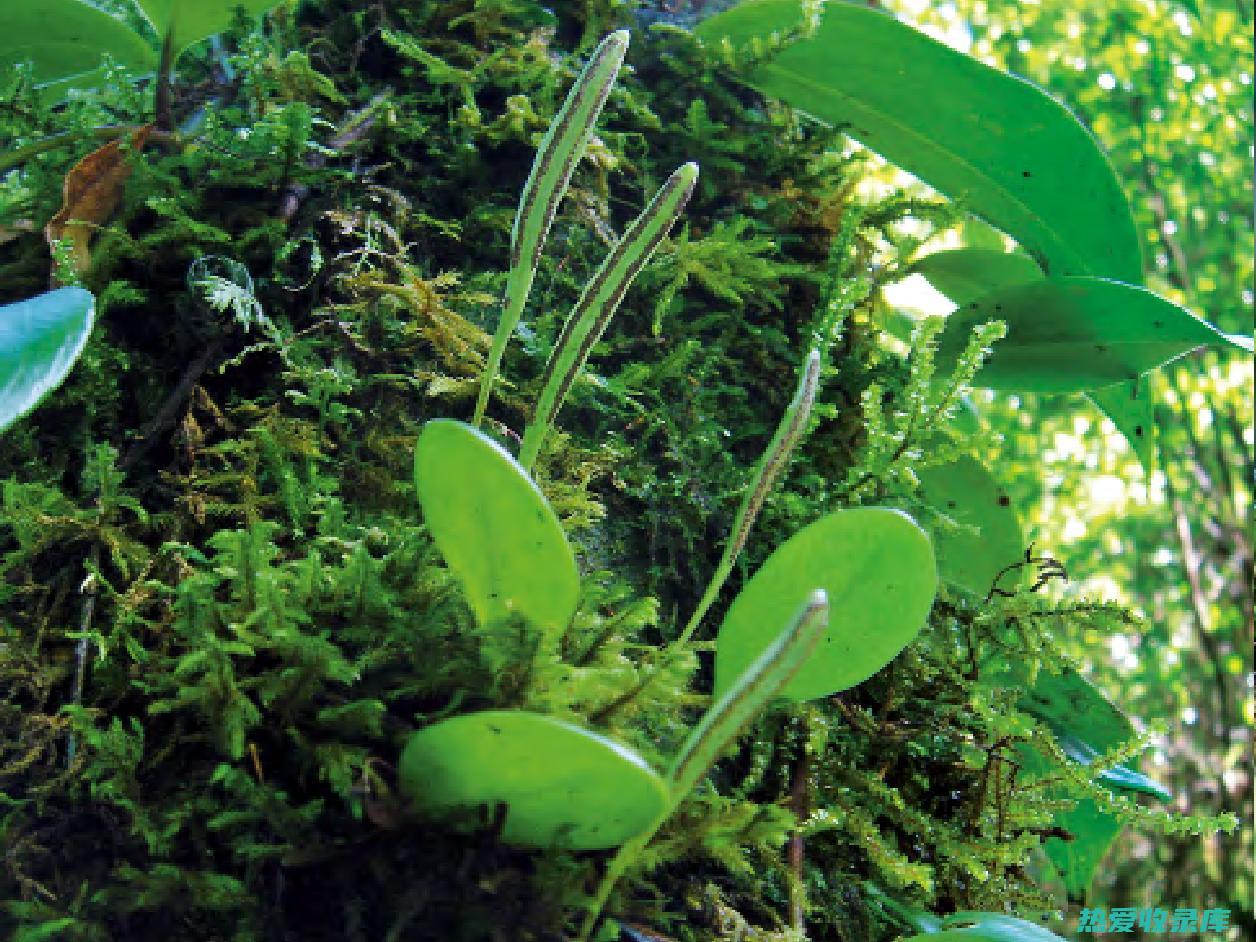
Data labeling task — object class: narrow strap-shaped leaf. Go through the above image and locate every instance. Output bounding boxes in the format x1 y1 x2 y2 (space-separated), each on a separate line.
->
695 1 1142 282
518 161 699 469
676 348 821 647
472 30 630 426
579 591 828 941
936 276 1248 392
668 590 828 798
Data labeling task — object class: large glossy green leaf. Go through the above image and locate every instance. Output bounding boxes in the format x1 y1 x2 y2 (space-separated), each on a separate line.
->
714 508 936 702
397 711 667 850
897 912 1067 942
0 1 157 91
917 456 1024 597
0 288 95 434
911 249 1043 306
913 252 1160 471
862 882 943 934
413 419 579 637
137 0 281 56
695 1 1142 281
936 276 1247 392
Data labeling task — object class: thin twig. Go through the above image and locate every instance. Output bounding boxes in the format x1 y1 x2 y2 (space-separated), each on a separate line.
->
279 92 391 223
65 544 101 767
119 339 223 473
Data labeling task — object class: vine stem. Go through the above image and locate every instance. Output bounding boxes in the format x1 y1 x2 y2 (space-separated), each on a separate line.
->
0 126 177 175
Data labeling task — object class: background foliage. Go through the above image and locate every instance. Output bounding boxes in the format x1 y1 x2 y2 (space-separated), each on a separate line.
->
881 2 1252 937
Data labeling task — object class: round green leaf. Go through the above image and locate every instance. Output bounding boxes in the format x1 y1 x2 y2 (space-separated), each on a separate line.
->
938 276 1249 391
911 248 1044 307
0 288 95 435
898 912 1068 942
695 1 1142 282
918 456 1025 597
413 419 578 637
136 0 282 57
0 1 157 92
398 711 667 850
714 508 937 702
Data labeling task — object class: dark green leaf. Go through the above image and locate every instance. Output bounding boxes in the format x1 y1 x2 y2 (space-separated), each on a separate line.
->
937 276 1247 392
1052 728 1172 800
695 1 1142 280
912 253 1160 470
994 666 1173 895
918 455 1024 597
714 508 936 702
0 288 95 434
413 420 579 637
1089 379 1156 473
1037 797 1124 901
397 711 667 850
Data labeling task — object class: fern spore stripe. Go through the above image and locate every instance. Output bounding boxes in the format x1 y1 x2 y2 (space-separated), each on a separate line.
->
666 590 828 798
726 348 820 562
674 347 821 648
473 30 629 426
520 161 698 468
509 30 629 274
